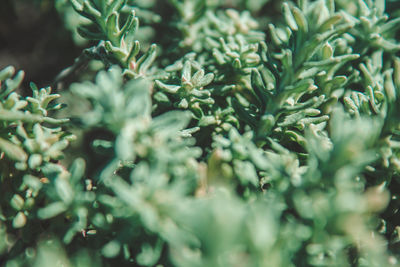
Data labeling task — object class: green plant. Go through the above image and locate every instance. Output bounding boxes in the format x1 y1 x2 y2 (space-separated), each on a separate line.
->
1 0 400 266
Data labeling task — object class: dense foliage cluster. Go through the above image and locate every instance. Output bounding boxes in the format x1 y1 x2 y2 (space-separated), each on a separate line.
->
1 0 400 266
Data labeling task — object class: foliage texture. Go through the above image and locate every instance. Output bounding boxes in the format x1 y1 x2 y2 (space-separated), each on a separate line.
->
1 0 400 266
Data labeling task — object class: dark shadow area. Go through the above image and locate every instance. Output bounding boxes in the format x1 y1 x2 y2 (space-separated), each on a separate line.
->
0 0 82 91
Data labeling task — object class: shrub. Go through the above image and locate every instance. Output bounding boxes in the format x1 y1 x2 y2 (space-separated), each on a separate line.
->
1 0 399 266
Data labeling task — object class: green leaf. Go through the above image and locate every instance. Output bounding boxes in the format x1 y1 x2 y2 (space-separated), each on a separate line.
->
37 202 67 219
151 111 192 135
136 44 157 74
70 158 86 184
0 70 24 99
12 212 27 228
283 2 298 31
0 137 27 162
291 6 308 32
56 178 74 205
10 194 24 211
102 241 121 258
77 25 105 40
136 241 163 266
155 80 180 94
234 160 258 186
0 65 15 81
317 14 343 32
